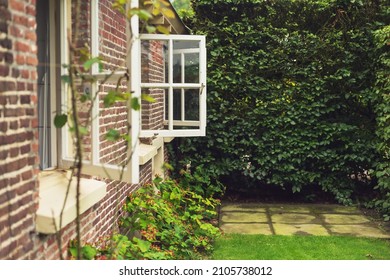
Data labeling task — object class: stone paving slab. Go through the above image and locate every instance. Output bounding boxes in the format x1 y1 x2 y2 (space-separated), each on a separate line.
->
328 225 390 238
220 203 267 212
220 223 273 235
271 213 320 224
219 202 390 238
273 223 330 236
320 214 372 224
221 212 268 223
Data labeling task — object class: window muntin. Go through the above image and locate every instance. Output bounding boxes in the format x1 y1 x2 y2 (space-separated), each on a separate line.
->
139 34 207 137
59 0 140 183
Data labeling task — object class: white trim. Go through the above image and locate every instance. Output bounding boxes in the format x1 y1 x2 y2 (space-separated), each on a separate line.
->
49 0 57 168
36 171 107 234
139 34 207 138
58 0 139 183
128 0 140 183
91 0 99 75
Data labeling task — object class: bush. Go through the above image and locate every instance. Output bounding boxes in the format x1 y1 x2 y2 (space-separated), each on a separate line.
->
171 0 389 206
71 175 221 260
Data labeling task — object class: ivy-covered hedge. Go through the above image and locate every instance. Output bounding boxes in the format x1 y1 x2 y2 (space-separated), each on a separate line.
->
171 0 390 210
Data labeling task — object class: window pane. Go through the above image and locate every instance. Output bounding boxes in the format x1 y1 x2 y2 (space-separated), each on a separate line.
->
141 88 167 131
141 40 168 83
173 40 200 84
185 53 199 83
185 89 199 121
173 53 181 83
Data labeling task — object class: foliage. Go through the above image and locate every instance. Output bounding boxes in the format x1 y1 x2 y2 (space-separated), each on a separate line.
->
178 165 226 198
171 0 194 19
70 175 221 260
170 0 390 207
369 25 390 220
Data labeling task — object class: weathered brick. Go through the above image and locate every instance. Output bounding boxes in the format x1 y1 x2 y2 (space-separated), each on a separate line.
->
9 120 18 130
0 64 9 76
9 175 20 185
9 0 25 13
0 121 7 132
10 147 19 157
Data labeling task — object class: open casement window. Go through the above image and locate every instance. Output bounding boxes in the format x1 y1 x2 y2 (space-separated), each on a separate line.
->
139 34 207 137
59 0 140 183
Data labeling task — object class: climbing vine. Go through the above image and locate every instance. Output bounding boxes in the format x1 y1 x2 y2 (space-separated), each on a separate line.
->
171 0 390 213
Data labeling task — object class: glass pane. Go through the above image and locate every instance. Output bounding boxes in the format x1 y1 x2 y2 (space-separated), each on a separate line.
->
173 40 200 84
98 85 129 166
141 88 166 130
185 53 199 83
173 89 182 121
185 89 200 121
173 53 181 83
141 40 168 83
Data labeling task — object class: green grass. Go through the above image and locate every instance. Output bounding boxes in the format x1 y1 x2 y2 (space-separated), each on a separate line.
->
212 234 390 260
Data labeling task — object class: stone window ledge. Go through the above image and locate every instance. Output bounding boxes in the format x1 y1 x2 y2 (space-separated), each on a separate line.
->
36 170 107 234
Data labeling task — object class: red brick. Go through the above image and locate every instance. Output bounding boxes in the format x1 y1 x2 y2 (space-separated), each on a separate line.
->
25 30 36 41
0 64 9 76
15 41 30 52
26 56 38 66
9 0 25 13
16 54 25 65
21 170 32 181
17 82 25 91
26 4 35 16
20 119 29 128
9 175 20 185
9 120 18 130
0 122 7 132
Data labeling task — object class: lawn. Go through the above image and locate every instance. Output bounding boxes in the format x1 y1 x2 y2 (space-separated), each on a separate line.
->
211 234 390 260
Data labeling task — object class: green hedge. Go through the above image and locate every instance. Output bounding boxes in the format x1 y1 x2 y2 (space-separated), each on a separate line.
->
171 0 390 210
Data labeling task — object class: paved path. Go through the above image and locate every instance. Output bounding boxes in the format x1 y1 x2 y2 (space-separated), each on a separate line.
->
220 203 390 238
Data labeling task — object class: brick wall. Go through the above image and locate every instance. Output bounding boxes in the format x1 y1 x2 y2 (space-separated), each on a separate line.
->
0 0 39 259
33 163 151 260
1 0 169 260
141 40 166 132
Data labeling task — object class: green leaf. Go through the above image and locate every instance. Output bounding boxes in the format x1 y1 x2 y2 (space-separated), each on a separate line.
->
79 126 89 136
61 75 70 84
82 245 97 260
146 25 156 34
104 90 119 107
83 57 101 71
133 238 151 253
106 129 121 141
131 97 140 111
54 114 68 128
141 93 156 103
156 25 170 35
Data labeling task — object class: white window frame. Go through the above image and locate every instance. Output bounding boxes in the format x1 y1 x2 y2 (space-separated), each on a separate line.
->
139 34 207 138
58 0 140 184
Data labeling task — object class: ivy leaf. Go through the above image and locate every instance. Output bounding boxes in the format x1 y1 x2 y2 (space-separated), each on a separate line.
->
106 129 121 142
78 126 89 136
131 97 140 111
146 25 156 34
141 93 156 103
82 245 97 260
133 237 151 253
156 25 170 35
83 57 101 71
54 114 68 128
61 75 70 84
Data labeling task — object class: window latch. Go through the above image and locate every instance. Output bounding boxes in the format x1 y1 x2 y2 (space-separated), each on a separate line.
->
199 83 205 95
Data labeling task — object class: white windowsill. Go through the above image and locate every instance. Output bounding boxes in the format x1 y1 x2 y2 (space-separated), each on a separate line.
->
36 170 107 234
139 143 158 165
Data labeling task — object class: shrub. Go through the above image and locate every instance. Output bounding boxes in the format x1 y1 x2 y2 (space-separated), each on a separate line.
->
70 175 221 260
171 0 389 205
